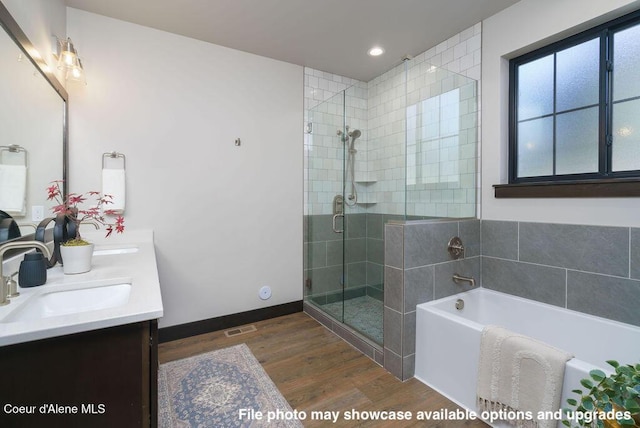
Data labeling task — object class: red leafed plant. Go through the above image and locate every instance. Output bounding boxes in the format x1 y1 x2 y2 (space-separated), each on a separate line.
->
47 180 125 244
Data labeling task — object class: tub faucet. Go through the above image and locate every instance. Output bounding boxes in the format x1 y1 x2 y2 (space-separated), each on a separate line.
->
452 273 475 287
0 241 52 305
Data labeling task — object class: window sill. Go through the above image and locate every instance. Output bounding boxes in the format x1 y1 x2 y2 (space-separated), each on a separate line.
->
493 178 640 198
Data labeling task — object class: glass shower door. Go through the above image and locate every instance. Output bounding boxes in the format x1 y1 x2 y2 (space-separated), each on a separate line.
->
304 90 347 324
304 86 384 345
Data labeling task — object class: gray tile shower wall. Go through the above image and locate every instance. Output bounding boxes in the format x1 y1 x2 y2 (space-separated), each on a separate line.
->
304 213 388 369
365 213 386 289
304 214 343 302
304 213 387 303
481 220 640 327
383 218 481 380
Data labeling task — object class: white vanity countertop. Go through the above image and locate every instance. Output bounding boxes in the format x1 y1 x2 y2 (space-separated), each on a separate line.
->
0 229 163 346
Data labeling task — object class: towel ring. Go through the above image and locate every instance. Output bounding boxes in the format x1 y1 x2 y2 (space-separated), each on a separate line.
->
102 151 125 169
0 145 27 167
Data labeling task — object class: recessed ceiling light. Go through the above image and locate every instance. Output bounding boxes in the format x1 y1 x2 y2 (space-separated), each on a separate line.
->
368 46 384 57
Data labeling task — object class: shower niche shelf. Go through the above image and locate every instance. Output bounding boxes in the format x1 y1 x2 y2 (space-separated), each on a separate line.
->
355 195 377 205
354 172 377 184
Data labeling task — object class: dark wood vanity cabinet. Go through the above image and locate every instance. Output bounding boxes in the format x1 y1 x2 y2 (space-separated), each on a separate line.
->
0 320 158 428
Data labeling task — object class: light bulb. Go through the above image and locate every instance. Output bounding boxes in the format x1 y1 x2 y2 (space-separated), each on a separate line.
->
57 38 78 70
368 46 385 56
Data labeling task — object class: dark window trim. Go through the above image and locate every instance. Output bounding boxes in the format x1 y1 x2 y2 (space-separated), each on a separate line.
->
502 8 640 197
494 178 640 198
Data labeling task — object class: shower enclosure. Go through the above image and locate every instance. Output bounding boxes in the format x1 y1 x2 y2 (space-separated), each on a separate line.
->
304 59 478 350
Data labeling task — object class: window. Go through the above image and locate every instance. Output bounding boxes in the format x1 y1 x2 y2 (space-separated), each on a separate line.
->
406 88 461 187
509 10 640 185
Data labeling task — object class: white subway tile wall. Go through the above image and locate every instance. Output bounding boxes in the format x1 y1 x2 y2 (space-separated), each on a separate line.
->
304 23 481 218
304 74 368 215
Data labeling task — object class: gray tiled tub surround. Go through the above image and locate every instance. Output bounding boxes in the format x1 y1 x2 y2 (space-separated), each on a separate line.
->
384 218 639 381
518 222 628 277
482 257 566 307
383 218 481 380
482 220 640 327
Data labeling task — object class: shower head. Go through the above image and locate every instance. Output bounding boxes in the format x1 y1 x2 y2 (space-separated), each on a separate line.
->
347 129 361 153
348 129 361 147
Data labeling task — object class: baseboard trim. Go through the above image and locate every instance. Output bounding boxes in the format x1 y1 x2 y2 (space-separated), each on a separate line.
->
158 300 303 343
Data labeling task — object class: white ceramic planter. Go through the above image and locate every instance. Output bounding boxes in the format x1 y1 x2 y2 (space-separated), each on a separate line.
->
60 243 94 274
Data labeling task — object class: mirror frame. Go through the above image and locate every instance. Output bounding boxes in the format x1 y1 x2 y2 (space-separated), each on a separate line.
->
0 2 68 244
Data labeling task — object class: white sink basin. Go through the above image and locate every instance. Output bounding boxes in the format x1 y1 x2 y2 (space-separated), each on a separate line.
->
2 283 131 322
93 246 139 256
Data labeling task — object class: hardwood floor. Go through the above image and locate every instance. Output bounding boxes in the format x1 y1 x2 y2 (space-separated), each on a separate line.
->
158 312 487 427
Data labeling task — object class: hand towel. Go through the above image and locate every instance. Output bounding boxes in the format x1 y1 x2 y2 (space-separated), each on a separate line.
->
477 325 573 428
0 164 27 215
102 168 125 214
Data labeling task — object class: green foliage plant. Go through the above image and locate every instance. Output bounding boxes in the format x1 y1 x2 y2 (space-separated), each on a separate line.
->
563 360 640 427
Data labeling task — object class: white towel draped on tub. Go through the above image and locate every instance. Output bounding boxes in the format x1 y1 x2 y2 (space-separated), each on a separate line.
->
0 164 27 215
477 325 573 428
102 168 125 214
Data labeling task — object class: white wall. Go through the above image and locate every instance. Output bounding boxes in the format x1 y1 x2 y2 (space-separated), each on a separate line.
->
1 0 66 84
66 8 303 328
482 0 640 227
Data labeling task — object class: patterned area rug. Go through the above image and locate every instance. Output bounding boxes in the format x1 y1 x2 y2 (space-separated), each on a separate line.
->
158 343 302 427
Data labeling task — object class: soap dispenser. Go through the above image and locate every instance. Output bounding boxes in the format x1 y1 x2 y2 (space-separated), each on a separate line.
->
18 252 47 287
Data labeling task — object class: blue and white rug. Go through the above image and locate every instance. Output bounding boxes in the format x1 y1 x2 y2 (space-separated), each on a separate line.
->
158 343 303 428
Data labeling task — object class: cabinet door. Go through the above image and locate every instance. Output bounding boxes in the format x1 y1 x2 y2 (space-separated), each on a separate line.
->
0 321 157 428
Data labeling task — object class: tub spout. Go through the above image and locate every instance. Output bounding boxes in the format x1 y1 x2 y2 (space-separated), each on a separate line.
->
452 273 475 287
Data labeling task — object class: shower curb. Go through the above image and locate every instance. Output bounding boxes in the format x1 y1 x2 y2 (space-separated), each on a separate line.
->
303 301 384 366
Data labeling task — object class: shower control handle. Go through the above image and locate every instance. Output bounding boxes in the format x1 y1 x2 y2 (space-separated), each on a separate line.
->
332 214 344 234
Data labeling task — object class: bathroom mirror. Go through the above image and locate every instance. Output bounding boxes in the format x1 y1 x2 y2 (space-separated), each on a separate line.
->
0 3 68 244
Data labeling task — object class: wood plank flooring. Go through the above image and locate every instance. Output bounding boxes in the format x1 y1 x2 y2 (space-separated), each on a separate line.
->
158 312 487 427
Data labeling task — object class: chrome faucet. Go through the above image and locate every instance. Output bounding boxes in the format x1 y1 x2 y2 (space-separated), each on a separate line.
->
0 241 52 305
452 273 475 287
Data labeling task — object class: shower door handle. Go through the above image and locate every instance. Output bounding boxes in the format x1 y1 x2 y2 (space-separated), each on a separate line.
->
332 214 344 233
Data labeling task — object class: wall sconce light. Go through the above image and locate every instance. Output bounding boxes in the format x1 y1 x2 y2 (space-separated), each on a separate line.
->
54 37 86 85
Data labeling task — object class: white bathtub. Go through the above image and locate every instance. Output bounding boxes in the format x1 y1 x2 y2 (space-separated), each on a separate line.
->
415 288 640 427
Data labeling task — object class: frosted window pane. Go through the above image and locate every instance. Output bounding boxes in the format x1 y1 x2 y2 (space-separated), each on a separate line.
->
556 38 599 111
556 108 599 174
518 55 554 120
612 99 640 172
421 97 440 140
441 89 460 137
613 24 640 101
517 117 553 177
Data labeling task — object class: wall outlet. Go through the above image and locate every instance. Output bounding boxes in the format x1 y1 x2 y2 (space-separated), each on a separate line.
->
32 205 44 222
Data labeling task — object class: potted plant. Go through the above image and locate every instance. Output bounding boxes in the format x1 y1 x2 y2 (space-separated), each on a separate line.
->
47 180 125 274
563 360 640 428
